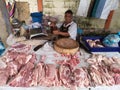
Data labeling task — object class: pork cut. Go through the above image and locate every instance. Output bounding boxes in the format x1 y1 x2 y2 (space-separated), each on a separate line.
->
8 62 35 87
110 63 120 73
9 43 31 53
37 63 61 87
0 58 7 69
59 64 73 88
6 61 21 76
113 73 120 85
73 68 90 87
0 69 9 86
89 64 115 86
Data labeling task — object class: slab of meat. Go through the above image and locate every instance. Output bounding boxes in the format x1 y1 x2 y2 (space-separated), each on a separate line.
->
30 67 39 86
6 61 21 76
38 63 61 87
8 43 31 53
56 58 80 68
37 63 46 86
100 65 115 86
15 54 30 65
0 69 9 86
0 58 7 69
8 62 35 87
86 54 116 65
36 62 44 83
110 63 120 73
113 73 120 85
59 63 90 90
102 56 115 65
86 39 104 48
4 51 36 65
59 63 76 88
112 57 120 65
86 54 103 65
45 64 61 86
29 53 37 64
89 65 104 86
73 68 90 87
89 64 115 86
3 52 31 63
3 51 19 62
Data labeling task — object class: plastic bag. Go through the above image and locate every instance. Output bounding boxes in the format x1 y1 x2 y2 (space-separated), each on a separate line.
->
0 39 5 56
6 34 26 46
6 34 16 46
103 34 120 47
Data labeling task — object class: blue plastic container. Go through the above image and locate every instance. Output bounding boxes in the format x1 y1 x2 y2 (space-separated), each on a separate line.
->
77 28 83 35
30 12 43 23
82 36 120 52
0 41 5 56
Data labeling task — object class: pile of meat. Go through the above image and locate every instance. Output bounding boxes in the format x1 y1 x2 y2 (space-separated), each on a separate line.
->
86 39 104 48
0 43 36 86
58 60 90 89
0 43 90 89
0 43 120 89
86 54 120 86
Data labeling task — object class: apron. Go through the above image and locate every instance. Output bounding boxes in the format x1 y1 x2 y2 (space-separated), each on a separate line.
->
58 23 71 39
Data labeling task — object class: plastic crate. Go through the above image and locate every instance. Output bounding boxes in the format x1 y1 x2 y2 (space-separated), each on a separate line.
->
30 12 43 23
82 36 120 52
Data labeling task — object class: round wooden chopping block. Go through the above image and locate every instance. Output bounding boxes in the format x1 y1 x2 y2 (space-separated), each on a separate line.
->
54 38 79 55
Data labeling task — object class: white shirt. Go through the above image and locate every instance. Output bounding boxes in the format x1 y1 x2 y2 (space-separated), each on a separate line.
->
62 21 77 40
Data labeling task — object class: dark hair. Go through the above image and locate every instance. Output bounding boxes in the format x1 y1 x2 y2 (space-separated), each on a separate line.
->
65 10 73 15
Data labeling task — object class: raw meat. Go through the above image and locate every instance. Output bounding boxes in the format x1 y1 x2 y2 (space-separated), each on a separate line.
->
8 62 35 87
59 64 73 88
73 68 90 87
56 58 80 67
89 64 115 86
113 73 120 85
38 63 61 87
6 61 21 76
14 53 32 65
110 63 120 73
8 43 31 53
86 54 117 65
59 63 90 89
4 51 36 65
0 69 9 86
0 57 7 69
86 39 104 48
112 57 120 65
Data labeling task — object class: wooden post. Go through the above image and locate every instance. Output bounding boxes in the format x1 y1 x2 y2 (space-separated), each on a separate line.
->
37 0 43 12
104 10 114 30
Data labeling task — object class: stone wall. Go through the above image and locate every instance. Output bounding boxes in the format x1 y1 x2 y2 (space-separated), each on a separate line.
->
14 0 38 13
15 2 30 21
5 0 120 31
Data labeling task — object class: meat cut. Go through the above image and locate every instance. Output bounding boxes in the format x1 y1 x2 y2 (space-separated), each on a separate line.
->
8 62 35 87
0 69 9 86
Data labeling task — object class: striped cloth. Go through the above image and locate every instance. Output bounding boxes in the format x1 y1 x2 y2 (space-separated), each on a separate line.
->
100 0 119 19
76 0 91 17
94 0 106 18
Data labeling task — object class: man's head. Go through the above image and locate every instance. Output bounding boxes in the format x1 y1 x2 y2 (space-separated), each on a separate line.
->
64 10 73 24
